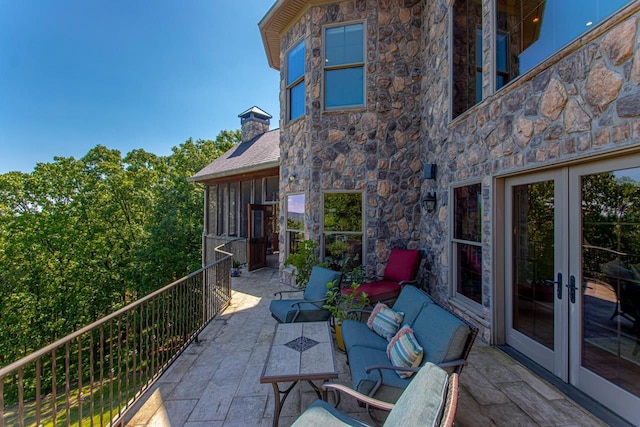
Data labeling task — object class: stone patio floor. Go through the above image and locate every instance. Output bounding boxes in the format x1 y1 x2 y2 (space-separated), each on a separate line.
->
125 267 610 426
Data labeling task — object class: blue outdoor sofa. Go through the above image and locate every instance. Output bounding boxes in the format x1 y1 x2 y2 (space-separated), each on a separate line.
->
341 285 478 403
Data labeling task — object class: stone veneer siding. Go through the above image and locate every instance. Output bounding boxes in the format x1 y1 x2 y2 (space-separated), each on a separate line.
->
421 0 640 342
278 0 425 281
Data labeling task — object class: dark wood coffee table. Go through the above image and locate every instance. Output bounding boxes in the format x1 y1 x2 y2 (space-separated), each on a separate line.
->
260 321 339 427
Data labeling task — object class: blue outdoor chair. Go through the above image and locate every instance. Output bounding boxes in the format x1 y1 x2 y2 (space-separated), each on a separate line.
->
270 266 342 323
292 363 459 427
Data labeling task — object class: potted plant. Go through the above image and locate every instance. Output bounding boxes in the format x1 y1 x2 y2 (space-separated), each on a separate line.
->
324 280 370 351
284 239 322 288
231 259 242 277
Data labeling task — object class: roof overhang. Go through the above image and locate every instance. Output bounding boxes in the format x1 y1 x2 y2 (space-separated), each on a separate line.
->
187 160 280 183
259 0 332 70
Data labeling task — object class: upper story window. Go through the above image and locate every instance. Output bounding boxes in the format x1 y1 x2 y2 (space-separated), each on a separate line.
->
324 23 365 110
286 40 305 121
496 0 631 90
452 0 483 119
452 183 482 306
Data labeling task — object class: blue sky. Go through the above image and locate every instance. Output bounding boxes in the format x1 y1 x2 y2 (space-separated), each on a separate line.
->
0 1 281 174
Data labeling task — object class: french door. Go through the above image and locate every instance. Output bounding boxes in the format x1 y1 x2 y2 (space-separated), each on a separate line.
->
248 204 267 271
505 156 640 425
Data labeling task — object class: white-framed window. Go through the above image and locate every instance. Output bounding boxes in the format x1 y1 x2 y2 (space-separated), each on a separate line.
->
286 40 305 121
322 192 363 270
324 22 365 110
286 193 306 256
452 183 483 305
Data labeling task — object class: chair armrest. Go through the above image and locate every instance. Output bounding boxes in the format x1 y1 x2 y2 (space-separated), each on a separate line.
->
398 280 418 287
365 364 419 375
288 297 328 322
437 359 467 371
322 383 395 411
273 289 303 299
364 360 466 396
289 297 327 307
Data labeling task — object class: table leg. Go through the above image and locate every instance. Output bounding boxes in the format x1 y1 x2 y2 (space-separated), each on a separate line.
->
306 380 323 400
307 380 341 407
271 381 298 427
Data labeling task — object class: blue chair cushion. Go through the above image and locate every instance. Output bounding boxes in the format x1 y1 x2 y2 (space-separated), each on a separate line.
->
341 319 388 354
412 303 470 365
269 299 330 323
391 285 433 326
349 345 411 397
384 363 449 427
291 399 369 426
304 266 342 302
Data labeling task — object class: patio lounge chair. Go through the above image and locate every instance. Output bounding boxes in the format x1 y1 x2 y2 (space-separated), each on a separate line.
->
343 248 421 304
292 362 458 427
270 266 342 323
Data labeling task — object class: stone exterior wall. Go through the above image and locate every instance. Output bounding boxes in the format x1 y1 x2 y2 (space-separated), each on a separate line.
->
278 0 425 279
421 0 640 342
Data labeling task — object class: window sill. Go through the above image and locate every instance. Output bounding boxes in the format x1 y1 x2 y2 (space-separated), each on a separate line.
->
283 115 306 128
448 295 490 328
322 106 366 115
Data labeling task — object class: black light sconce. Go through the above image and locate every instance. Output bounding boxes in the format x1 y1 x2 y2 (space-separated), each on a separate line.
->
288 173 297 183
422 191 437 213
423 163 437 180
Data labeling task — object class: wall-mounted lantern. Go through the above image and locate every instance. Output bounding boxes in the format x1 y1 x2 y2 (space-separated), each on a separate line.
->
422 191 437 213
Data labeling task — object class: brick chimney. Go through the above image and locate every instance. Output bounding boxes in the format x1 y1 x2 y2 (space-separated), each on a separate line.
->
238 106 271 143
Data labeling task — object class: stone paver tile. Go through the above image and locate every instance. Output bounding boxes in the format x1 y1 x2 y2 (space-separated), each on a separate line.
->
480 402 540 427
545 399 607 427
467 347 521 383
166 378 209 400
508 364 564 401
146 398 197 427
126 386 175 426
235 363 272 396
188 382 237 422
264 384 303 417
267 415 296 427
501 382 569 425
224 395 268 426
158 354 197 383
459 364 510 406
184 422 223 427
212 350 252 381
191 346 226 369
179 363 216 384
455 386 498 427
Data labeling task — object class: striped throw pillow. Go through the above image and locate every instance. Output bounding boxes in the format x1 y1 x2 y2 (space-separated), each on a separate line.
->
387 325 424 378
366 302 404 340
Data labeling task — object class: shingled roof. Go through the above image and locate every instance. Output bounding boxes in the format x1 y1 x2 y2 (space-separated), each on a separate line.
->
188 128 280 182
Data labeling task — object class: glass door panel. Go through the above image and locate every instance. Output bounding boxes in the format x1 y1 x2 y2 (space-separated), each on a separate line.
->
512 180 556 350
505 170 568 378
573 163 640 424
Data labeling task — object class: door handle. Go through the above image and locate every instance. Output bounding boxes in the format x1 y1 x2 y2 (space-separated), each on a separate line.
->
544 272 563 300
566 275 577 304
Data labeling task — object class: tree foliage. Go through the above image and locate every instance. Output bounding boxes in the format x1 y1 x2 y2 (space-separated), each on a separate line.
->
0 130 240 366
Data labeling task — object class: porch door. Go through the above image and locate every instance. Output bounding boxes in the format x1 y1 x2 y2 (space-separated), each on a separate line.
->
505 157 640 425
247 204 267 271
569 157 640 425
505 169 569 380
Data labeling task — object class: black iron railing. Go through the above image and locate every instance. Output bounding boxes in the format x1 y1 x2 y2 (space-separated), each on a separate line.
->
0 245 233 427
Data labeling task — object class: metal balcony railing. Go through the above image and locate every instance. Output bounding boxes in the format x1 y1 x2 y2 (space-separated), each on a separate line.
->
204 235 247 266
0 245 233 427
